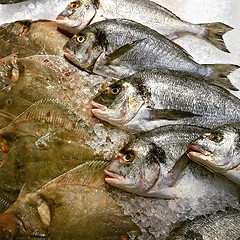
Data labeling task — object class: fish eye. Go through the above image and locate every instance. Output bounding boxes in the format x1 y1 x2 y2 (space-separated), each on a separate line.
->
110 87 120 95
123 153 135 162
206 132 223 143
68 2 80 9
76 34 86 43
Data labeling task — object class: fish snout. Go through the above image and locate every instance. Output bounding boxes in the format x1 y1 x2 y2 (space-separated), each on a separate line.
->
56 15 65 21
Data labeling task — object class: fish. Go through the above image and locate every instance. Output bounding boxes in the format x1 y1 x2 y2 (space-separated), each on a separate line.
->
0 20 69 59
168 208 240 240
187 124 240 185
63 19 238 91
0 98 107 207
0 160 140 239
105 125 208 199
56 0 233 52
91 69 240 132
0 0 28 3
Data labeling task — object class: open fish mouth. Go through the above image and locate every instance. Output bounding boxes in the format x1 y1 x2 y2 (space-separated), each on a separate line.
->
104 170 125 185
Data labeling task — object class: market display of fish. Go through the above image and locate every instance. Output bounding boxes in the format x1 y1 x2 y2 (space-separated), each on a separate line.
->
92 69 240 132
105 125 208 199
187 124 240 185
168 208 240 240
63 19 238 90
0 160 140 239
0 0 240 239
57 0 232 52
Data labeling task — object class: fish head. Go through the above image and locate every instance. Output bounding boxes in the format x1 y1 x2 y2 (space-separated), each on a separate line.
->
91 79 145 127
63 27 107 71
187 126 240 173
56 0 97 33
105 139 165 196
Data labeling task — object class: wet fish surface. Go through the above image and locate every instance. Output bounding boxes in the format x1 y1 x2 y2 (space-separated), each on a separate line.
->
0 20 69 59
92 69 240 132
63 19 238 90
105 125 208 199
188 124 240 186
0 160 140 239
57 0 232 52
168 208 240 240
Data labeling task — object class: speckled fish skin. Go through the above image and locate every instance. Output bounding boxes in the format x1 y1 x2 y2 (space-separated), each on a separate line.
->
168 209 240 240
0 161 140 239
57 0 232 52
63 19 238 90
105 125 207 199
0 20 69 59
187 124 240 185
92 69 240 132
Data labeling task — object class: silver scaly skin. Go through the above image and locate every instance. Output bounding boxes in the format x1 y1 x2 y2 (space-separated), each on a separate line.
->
91 69 240 132
187 124 240 185
168 208 240 240
105 125 208 199
57 0 233 52
63 19 238 90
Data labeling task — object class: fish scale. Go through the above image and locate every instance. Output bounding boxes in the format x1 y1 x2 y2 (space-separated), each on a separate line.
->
92 69 240 132
64 19 238 90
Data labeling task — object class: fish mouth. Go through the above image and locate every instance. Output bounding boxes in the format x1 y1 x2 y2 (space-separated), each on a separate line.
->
91 101 107 111
63 47 75 60
56 9 96 29
187 144 209 155
104 170 125 186
187 144 210 160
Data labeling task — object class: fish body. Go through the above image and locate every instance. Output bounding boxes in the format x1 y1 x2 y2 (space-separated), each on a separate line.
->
105 125 207 199
0 20 69 59
57 0 232 52
187 124 240 185
63 19 237 90
0 161 139 239
92 70 240 132
168 209 240 240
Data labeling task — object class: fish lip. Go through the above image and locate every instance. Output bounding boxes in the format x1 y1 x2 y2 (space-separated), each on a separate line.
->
91 101 107 111
104 169 125 185
56 16 65 20
187 144 210 156
63 47 75 58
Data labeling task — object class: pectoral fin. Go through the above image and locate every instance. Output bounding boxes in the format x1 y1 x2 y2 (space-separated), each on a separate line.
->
106 39 145 65
148 108 200 121
147 187 179 199
164 153 189 187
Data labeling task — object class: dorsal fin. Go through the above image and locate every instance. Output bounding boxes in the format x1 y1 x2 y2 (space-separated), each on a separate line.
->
40 160 109 191
0 197 10 213
4 99 86 133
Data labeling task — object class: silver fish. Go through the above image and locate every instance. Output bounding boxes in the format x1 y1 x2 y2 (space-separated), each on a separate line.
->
91 70 240 132
57 0 233 52
168 208 240 240
105 125 207 199
187 124 240 185
63 19 238 90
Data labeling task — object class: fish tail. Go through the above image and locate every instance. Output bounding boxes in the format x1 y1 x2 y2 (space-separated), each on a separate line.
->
204 64 239 91
201 22 233 53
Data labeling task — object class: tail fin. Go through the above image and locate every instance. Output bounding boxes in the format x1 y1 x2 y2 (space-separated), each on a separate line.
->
204 64 239 91
202 22 233 53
